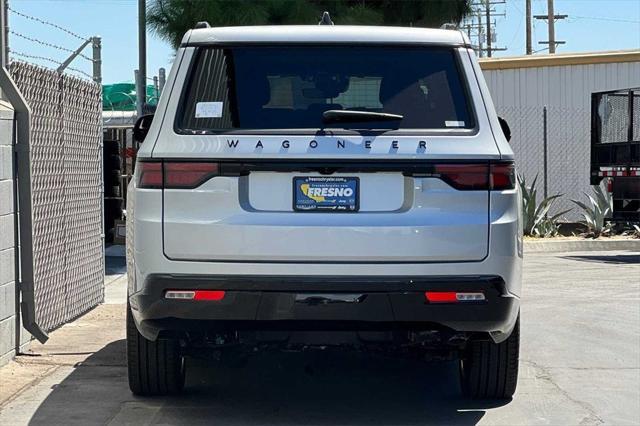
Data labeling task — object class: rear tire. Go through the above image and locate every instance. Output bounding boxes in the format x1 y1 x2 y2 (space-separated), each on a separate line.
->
460 314 519 399
126 303 185 395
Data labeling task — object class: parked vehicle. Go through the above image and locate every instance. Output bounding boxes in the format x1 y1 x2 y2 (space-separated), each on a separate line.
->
126 22 522 399
590 88 640 223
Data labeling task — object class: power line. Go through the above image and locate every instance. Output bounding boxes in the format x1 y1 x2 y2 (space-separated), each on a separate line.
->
463 1 507 57
572 15 640 24
9 30 94 62
7 7 87 41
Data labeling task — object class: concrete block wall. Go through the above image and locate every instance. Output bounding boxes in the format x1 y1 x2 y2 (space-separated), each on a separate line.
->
0 100 24 366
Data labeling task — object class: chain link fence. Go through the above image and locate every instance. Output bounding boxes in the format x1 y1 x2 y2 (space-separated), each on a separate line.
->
9 61 103 332
498 105 591 221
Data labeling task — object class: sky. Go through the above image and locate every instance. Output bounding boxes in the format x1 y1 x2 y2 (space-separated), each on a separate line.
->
6 0 640 85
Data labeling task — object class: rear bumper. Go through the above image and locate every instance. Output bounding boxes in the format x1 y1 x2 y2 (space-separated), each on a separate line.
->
129 274 520 343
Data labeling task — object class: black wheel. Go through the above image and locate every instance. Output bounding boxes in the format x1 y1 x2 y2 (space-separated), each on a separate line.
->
460 314 519 399
126 303 185 395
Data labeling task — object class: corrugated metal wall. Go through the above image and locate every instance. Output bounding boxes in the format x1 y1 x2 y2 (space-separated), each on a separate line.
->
482 60 640 219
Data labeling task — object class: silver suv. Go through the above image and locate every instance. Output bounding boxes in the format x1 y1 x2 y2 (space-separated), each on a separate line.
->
126 24 522 399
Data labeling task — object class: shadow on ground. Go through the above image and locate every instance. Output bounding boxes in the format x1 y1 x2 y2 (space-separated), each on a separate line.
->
562 253 640 265
106 256 127 276
27 340 508 425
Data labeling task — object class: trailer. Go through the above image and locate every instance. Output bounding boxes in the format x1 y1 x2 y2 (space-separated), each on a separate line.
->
590 88 640 223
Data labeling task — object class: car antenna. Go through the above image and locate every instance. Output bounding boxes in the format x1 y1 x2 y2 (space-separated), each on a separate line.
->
318 11 334 25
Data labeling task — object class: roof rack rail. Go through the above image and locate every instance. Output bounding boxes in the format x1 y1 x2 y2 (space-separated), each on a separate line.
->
440 23 458 30
318 11 334 25
195 21 211 29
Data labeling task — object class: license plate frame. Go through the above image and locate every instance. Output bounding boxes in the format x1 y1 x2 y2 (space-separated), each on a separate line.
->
293 176 359 213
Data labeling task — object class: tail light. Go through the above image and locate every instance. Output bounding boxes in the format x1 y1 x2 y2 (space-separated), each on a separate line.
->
137 162 163 189
432 162 515 190
164 162 220 188
433 164 488 190
137 161 220 189
136 160 516 191
490 162 516 190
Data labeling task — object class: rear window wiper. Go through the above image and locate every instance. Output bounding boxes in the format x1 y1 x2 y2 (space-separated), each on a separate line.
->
322 110 404 124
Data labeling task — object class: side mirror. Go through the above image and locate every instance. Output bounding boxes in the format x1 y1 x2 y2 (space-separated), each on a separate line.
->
133 114 154 143
498 116 511 142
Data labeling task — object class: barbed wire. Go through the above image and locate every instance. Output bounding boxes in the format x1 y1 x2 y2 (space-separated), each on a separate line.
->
9 49 59 66
9 49 94 80
9 30 94 62
66 66 94 80
8 7 87 41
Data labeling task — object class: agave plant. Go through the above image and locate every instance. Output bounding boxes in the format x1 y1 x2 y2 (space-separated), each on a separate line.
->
571 185 613 238
519 174 570 237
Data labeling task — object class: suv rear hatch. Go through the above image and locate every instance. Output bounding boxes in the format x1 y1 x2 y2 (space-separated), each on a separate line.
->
153 45 505 263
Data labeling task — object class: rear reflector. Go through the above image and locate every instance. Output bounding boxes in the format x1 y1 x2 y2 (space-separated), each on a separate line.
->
425 291 485 303
424 292 458 303
193 290 226 301
165 290 226 301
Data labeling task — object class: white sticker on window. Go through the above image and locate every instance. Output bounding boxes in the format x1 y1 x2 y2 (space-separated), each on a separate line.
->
195 102 223 118
445 120 466 127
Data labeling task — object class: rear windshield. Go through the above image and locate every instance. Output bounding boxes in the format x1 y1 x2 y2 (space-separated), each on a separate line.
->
177 46 474 132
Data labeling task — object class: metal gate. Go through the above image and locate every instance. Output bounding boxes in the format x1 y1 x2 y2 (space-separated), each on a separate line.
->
10 61 104 336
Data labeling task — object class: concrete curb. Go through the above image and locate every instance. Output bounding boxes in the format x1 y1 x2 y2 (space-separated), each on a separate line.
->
524 238 640 253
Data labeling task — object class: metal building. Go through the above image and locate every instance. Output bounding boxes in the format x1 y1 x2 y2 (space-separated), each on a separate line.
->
480 50 640 219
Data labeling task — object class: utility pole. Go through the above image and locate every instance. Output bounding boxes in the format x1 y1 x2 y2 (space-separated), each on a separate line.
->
547 0 555 54
153 75 158 100
158 68 166 94
465 1 506 57
534 0 567 54
485 0 492 57
525 0 532 55
137 0 147 117
476 10 484 58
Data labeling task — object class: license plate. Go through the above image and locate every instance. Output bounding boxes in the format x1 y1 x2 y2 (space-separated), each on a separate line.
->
293 176 359 212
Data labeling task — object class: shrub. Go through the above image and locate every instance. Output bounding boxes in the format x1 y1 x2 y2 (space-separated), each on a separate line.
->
519 174 570 237
571 185 613 238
